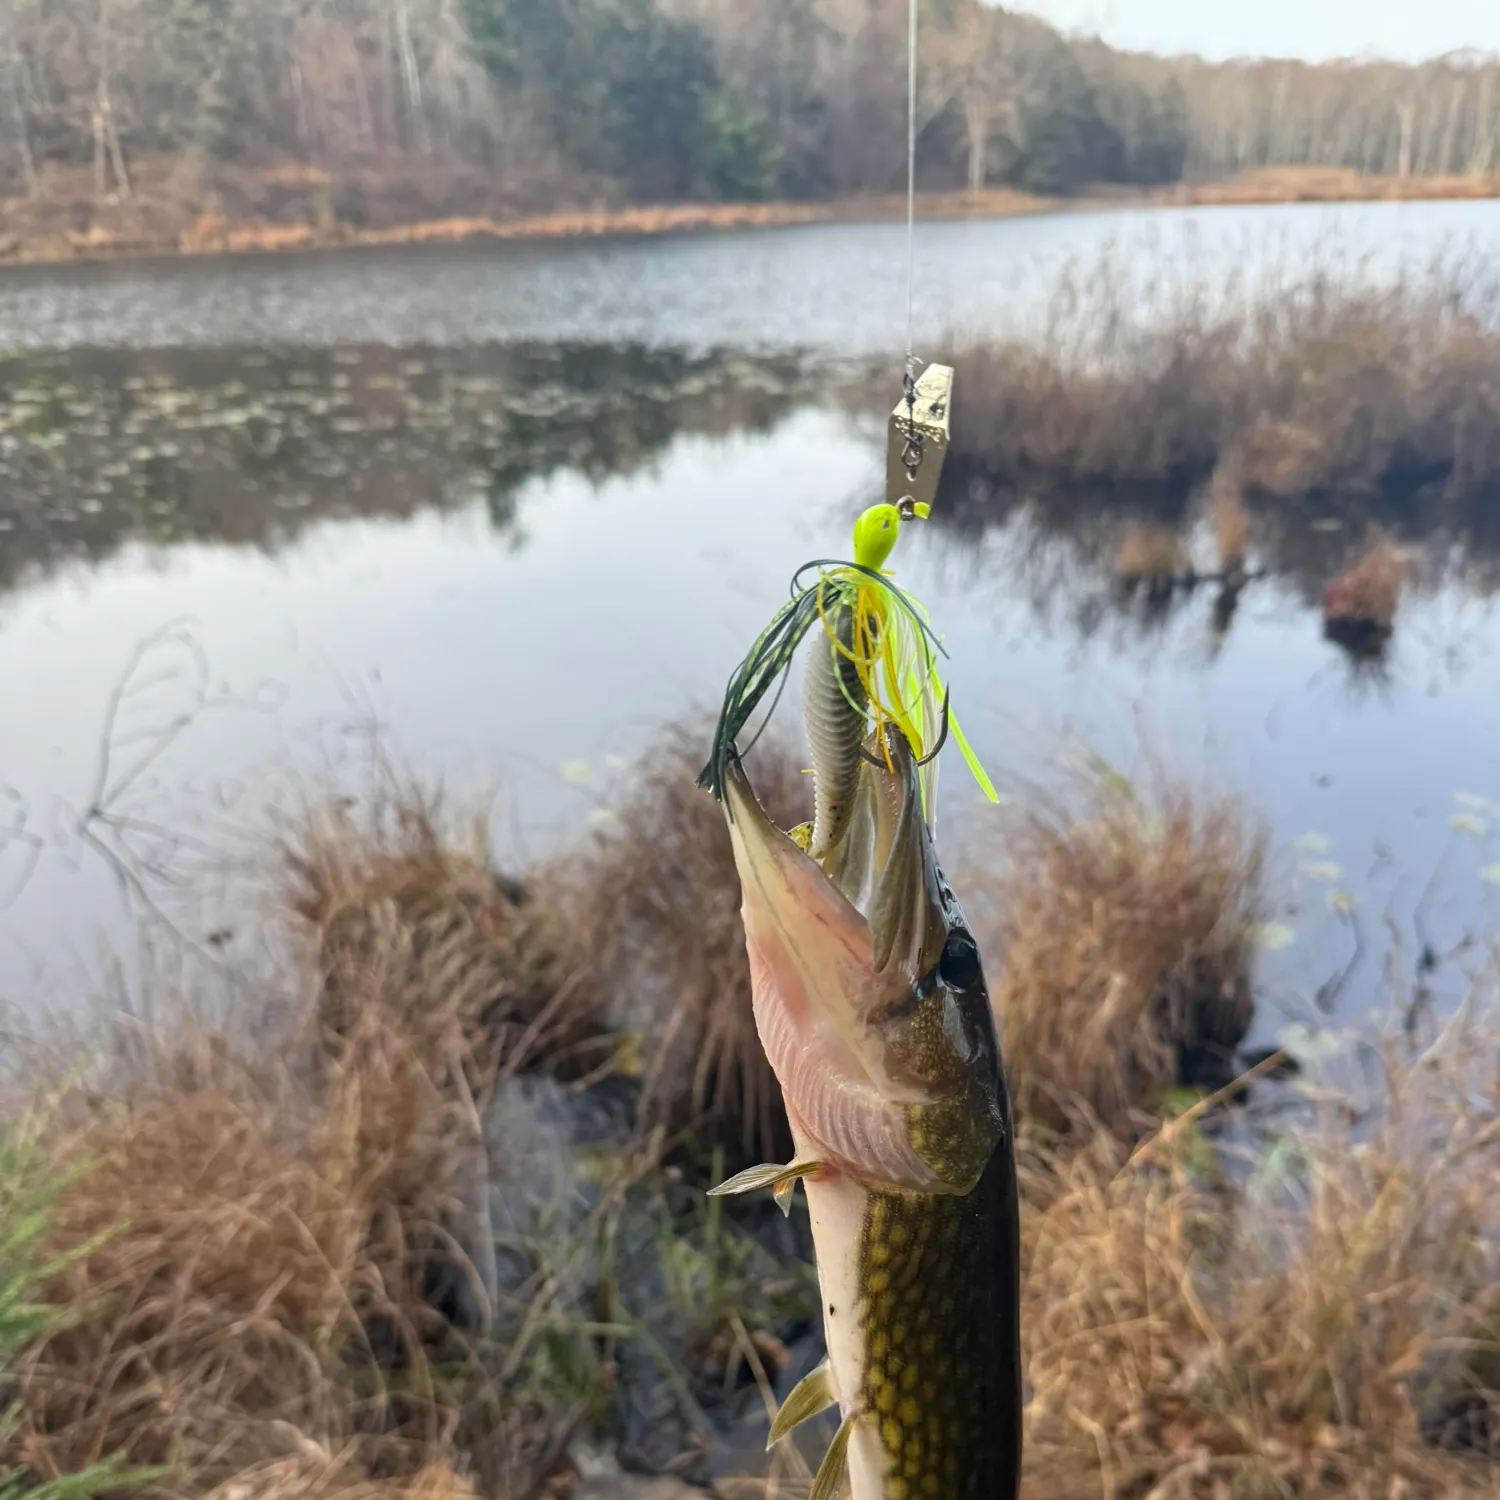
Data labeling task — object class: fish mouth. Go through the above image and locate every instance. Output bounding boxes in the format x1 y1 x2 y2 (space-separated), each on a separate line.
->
723 731 997 1191
724 729 948 988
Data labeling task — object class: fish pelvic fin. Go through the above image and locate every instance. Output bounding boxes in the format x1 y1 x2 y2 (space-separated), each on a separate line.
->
809 1412 855 1500
767 1359 837 1449
707 1159 822 1217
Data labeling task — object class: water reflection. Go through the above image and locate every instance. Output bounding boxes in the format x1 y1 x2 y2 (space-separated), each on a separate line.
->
934 468 1500 673
3 325 1500 1045
0 341 826 597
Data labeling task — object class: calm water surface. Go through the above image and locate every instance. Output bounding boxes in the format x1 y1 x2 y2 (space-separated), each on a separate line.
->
5 199 1500 1046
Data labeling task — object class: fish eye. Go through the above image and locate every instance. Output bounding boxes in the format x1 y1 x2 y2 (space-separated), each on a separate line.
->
938 932 980 990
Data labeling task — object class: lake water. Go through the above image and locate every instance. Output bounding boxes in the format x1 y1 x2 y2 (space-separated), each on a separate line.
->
5 198 1500 1048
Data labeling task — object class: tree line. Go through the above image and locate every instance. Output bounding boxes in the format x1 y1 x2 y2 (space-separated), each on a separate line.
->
0 0 1496 209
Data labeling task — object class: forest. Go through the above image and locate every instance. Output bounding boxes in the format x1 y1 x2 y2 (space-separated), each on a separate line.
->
0 0 1497 218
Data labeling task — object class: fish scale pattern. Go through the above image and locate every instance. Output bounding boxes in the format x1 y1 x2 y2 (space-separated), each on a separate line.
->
855 1137 1022 1500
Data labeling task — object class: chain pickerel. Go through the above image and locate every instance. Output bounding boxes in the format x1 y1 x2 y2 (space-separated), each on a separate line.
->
699 507 1021 1500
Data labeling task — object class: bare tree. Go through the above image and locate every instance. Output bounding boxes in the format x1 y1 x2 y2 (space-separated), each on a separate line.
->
91 0 132 198
0 1 39 197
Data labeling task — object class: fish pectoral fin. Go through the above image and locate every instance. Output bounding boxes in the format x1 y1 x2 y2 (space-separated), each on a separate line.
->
707 1159 822 1208
766 1360 837 1448
808 1411 855 1500
788 820 813 852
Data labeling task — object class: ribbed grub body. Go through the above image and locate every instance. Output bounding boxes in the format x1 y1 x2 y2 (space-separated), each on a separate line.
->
803 601 868 862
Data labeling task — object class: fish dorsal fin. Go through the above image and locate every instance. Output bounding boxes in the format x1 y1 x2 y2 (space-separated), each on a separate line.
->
809 1412 855 1500
707 1159 822 1217
767 1359 837 1448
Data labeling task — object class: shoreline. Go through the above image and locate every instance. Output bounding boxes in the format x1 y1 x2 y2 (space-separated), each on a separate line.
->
0 168 1496 273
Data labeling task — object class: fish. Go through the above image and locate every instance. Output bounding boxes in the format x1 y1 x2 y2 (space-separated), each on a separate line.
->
710 728 1022 1500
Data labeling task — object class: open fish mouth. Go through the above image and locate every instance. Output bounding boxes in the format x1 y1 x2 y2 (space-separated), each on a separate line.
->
722 730 1004 1194
726 728 945 982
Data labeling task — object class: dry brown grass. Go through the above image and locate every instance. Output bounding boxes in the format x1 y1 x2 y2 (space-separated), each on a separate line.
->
1158 165 1500 207
1114 523 1186 582
1324 536 1412 630
1229 419 1331 498
1211 476 1250 573
569 722 808 1166
12 1031 476 1495
946 255 1500 514
199 1450 475 1500
279 781 604 1086
1020 1018 1500 1498
0 164 1054 268
972 762 1266 1137
9 750 1500 1500
5 781 613 1500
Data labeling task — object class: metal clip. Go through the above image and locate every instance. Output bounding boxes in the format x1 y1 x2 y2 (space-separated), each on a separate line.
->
886 362 954 517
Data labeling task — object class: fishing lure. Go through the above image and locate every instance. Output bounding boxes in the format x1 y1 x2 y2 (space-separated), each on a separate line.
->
697 501 997 822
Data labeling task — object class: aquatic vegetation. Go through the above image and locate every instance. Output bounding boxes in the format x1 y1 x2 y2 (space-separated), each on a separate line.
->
971 760 1266 1137
0 343 823 600
1113 521 1185 584
1323 535 1412 636
0 1119 152 1500
944 253 1500 524
1021 1017 1500 1496
1211 475 1250 575
279 780 603 1084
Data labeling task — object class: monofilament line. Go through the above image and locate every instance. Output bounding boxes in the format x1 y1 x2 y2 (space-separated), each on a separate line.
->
905 0 918 373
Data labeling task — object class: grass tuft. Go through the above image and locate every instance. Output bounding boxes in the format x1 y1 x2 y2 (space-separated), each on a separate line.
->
1114 522 1185 583
280 780 604 1085
1021 1019 1500 1496
1211 474 1250 574
1323 535 1411 632
946 254 1500 515
972 760 1266 1137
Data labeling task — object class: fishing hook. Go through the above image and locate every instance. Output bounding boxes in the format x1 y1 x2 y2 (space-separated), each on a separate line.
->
857 688 950 769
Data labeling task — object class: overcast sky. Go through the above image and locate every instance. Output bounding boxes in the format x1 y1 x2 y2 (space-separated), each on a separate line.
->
1016 1 1500 64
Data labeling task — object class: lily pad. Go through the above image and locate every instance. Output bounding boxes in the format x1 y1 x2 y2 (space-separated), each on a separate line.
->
1254 921 1296 951
1276 1022 1351 1069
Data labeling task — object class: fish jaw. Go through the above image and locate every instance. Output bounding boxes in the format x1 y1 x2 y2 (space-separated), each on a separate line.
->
723 746 1003 1195
726 757 943 1189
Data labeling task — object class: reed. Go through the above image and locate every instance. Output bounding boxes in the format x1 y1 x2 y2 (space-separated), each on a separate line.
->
969 759 1266 1137
946 252 1500 515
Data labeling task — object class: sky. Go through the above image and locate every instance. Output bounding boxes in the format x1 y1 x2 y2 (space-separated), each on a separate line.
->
1017 0 1500 64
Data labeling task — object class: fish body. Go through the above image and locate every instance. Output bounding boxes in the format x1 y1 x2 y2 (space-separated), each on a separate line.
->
803 1117 1021 1499
719 733 1022 1500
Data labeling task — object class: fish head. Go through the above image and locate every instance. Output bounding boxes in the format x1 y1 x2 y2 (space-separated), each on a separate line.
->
724 732 1005 1195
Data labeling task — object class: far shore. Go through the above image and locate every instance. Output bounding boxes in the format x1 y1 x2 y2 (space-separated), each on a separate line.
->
0 166 1496 272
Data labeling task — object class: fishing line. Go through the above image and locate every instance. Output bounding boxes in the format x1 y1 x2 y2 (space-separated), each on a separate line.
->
905 0 919 379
